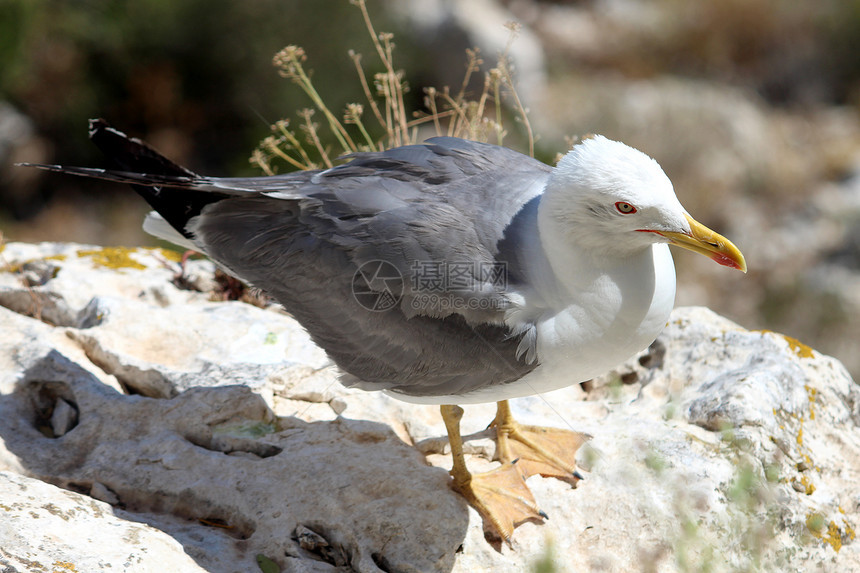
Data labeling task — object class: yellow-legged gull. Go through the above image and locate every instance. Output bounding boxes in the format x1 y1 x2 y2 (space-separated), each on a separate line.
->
24 119 746 543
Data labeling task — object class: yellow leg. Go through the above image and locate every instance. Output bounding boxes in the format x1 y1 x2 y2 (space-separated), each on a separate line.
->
492 399 590 486
440 404 546 543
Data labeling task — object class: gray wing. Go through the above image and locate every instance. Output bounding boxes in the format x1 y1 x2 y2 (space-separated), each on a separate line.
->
193 137 549 397
199 137 549 323
23 123 549 397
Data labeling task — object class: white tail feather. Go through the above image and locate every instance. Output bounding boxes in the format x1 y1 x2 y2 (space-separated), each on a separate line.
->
142 212 197 251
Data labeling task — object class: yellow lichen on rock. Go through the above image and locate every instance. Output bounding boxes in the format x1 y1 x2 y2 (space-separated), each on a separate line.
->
806 512 855 552
805 384 818 420
783 334 815 359
157 248 184 262
793 474 816 495
77 247 146 270
754 330 815 359
796 419 804 447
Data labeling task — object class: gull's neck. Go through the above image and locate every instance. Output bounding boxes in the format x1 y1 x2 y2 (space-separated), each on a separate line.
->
535 193 646 301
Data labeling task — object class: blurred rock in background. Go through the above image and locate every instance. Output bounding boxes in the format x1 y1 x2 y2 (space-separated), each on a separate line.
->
2 0 859 377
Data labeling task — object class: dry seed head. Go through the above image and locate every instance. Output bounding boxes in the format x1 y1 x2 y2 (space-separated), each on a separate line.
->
261 135 279 150
250 148 266 164
344 103 364 124
250 148 275 175
374 73 389 96
465 48 483 69
273 46 307 79
504 21 521 34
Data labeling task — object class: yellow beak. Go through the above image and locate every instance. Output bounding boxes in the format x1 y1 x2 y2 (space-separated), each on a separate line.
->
658 214 747 273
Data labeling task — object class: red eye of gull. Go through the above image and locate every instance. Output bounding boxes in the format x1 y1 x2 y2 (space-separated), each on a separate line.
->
615 201 637 214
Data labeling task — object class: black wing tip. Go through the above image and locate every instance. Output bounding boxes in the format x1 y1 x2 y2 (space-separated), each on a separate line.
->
87 118 197 178
14 163 138 183
15 162 65 172
88 117 106 136
88 118 122 140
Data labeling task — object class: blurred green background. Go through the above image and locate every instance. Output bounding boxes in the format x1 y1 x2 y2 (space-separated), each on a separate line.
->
2 0 860 377
0 0 415 244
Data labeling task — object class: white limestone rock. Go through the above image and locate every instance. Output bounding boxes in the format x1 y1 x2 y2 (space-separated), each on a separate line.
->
1 242 859 572
0 470 207 572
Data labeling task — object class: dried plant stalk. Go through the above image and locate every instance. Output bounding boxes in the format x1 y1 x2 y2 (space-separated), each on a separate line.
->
253 1 537 175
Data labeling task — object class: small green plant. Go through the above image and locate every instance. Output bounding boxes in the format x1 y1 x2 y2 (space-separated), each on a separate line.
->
531 534 561 573
251 0 535 175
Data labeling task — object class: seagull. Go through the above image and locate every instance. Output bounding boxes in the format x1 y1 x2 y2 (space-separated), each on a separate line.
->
24 119 746 542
